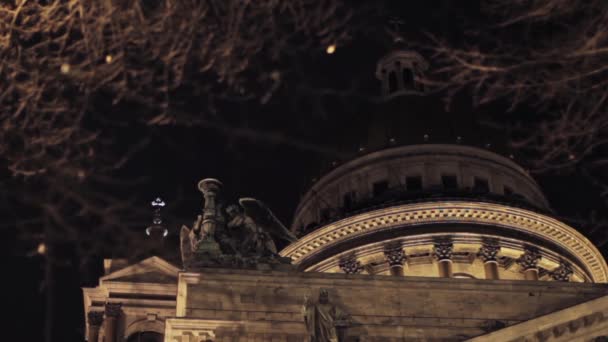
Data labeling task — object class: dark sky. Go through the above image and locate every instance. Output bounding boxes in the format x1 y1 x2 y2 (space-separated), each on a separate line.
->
4 2 607 342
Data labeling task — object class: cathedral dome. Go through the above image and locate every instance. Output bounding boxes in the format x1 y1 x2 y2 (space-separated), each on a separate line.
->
282 144 608 283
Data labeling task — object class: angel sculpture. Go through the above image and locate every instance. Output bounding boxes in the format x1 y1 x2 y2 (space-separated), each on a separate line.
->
226 198 297 256
180 214 204 266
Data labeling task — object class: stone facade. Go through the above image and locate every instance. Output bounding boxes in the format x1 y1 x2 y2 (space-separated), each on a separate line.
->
82 148 608 341
83 257 608 341
167 268 608 341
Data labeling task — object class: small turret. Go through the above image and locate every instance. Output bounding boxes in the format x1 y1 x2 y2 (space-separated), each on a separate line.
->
375 44 428 99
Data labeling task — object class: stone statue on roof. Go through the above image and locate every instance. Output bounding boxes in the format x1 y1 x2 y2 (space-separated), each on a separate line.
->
179 178 297 270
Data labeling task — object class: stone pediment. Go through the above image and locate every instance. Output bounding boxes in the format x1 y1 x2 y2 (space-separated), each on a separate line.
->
110 271 176 284
101 256 179 285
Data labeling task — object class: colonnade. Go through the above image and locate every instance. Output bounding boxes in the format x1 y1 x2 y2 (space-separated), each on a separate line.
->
337 240 574 281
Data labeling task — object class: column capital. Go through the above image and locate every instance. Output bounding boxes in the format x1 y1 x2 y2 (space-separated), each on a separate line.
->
517 247 541 270
478 242 501 263
87 311 104 327
384 245 406 267
433 240 453 261
104 302 123 318
551 261 573 282
339 255 363 274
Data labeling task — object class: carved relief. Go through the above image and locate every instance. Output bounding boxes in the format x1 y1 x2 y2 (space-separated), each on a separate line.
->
551 261 573 282
104 302 122 318
339 256 363 274
384 245 406 267
517 247 541 270
478 241 501 263
87 311 104 326
433 240 453 261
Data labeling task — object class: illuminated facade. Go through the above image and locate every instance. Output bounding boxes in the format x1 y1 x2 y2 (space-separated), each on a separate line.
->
82 51 608 341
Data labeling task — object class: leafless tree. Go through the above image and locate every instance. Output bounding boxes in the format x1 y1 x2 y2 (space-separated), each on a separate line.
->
423 0 608 198
0 1 372 340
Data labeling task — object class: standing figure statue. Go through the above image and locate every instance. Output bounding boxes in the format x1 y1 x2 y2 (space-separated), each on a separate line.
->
226 198 297 256
303 289 350 342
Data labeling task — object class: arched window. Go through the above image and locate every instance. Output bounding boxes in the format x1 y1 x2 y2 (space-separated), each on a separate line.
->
127 332 163 342
402 68 414 87
388 72 398 93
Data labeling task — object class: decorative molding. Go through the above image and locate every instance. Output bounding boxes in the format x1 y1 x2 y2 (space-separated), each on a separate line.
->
433 240 453 261
100 256 179 283
281 201 608 283
125 317 165 338
552 261 574 282
104 302 122 318
478 242 501 263
87 311 104 327
517 248 542 271
338 255 363 274
384 245 406 267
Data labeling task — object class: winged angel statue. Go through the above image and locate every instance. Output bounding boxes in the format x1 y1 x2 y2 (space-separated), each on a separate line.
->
180 194 297 269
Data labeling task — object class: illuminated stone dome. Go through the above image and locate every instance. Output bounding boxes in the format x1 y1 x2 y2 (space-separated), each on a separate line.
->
281 144 608 283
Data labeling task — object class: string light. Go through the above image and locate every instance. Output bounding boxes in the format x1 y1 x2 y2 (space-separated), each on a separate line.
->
326 44 336 54
105 55 113 63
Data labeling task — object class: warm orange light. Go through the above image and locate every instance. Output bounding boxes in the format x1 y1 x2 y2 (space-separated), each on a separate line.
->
60 63 70 74
105 55 113 63
326 44 336 54
37 243 46 255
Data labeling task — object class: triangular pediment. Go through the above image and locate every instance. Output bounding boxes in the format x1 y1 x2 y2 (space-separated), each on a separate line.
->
101 256 179 284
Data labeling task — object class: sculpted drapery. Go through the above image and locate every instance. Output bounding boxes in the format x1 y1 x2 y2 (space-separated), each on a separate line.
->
303 289 349 342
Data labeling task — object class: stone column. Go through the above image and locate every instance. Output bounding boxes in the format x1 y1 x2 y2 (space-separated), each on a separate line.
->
87 311 104 342
196 178 223 255
517 248 541 280
479 242 501 280
433 241 453 278
339 255 363 274
103 302 122 342
198 178 223 236
384 245 406 276
551 261 573 282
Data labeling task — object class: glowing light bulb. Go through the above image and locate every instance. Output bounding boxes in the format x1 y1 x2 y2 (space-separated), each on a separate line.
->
326 44 336 54
105 55 113 63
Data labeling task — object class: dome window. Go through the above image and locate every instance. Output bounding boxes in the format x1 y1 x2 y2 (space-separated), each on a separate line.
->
406 176 423 191
441 175 458 190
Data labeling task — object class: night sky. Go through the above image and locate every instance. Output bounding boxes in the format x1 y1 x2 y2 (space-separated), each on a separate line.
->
3 2 606 341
